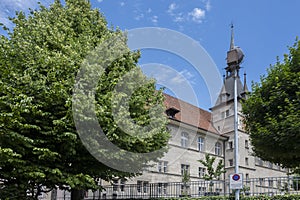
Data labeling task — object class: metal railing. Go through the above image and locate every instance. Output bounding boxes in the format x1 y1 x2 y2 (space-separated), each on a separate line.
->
53 176 300 199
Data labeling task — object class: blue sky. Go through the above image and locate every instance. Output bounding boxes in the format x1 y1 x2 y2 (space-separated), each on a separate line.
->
1 0 300 111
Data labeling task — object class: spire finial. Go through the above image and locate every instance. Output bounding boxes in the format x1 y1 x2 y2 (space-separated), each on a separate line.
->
230 23 235 50
243 71 249 92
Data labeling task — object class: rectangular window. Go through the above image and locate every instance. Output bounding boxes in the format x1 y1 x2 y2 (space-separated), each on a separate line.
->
157 183 167 195
226 110 230 117
268 179 274 187
137 181 142 193
229 159 233 166
228 141 233 149
120 179 125 192
198 187 206 195
245 174 250 183
112 180 118 192
158 161 168 173
245 157 249 166
181 164 190 175
198 137 204 152
137 181 149 193
181 132 189 148
215 142 222 156
143 181 149 193
259 178 264 186
198 167 206 178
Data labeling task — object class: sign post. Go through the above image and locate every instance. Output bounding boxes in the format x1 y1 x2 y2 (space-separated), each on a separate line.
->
230 173 243 190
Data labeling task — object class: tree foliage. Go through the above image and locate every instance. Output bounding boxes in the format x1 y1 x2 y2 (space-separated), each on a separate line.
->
0 0 169 199
242 39 300 170
198 154 226 181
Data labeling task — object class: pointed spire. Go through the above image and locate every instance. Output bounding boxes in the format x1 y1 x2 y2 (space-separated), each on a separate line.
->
243 72 248 92
230 23 235 50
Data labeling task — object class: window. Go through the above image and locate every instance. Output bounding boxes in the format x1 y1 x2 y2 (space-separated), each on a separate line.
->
198 137 205 152
245 157 249 166
229 159 233 166
181 164 190 175
120 179 125 192
181 132 189 148
143 182 149 193
199 167 206 178
157 183 168 195
137 181 149 193
166 107 180 118
158 161 168 173
137 181 142 193
198 187 206 195
215 142 222 156
112 180 118 191
226 110 230 117
259 178 264 186
221 109 230 118
245 174 250 183
268 179 274 187
245 140 249 149
228 141 233 149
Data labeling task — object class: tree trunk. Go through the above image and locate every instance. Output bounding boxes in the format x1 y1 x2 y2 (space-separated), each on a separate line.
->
71 189 85 200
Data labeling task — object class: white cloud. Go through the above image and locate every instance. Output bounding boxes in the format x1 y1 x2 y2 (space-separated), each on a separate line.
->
147 8 152 13
97 0 103 3
120 2 125 7
169 69 196 85
205 0 211 11
167 3 178 14
173 13 184 22
151 15 158 24
0 0 52 28
189 8 206 23
134 13 144 21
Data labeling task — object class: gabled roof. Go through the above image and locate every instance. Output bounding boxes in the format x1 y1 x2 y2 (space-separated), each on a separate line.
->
163 93 219 134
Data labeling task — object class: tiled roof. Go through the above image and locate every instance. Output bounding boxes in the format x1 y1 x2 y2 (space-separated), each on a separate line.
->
163 93 219 134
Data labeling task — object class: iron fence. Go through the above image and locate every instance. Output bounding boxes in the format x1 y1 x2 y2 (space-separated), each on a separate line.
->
54 176 300 199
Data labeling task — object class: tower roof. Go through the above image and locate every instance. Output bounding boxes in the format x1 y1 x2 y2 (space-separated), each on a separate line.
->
211 25 247 108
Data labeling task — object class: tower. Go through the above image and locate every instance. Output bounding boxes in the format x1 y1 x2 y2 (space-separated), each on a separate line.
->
210 25 251 181
210 25 248 134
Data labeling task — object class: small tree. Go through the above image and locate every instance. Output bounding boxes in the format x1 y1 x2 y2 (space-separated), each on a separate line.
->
198 154 226 193
181 169 191 197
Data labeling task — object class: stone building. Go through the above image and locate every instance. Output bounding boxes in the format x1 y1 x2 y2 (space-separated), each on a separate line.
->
124 26 287 187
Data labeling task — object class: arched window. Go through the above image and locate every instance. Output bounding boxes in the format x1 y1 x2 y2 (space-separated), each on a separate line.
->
215 142 222 156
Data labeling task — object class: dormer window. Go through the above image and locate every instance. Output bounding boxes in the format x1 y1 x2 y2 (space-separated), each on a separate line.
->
220 93 229 103
165 107 180 119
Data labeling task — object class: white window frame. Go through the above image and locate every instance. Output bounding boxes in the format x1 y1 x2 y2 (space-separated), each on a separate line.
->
198 137 205 152
215 142 222 156
181 132 189 148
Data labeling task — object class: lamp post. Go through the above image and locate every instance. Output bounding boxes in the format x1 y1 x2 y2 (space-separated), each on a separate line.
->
226 24 244 200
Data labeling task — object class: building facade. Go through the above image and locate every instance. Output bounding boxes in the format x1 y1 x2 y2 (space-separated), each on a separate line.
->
119 27 288 193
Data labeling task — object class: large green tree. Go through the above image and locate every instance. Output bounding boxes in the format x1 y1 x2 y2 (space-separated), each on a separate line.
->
0 0 169 199
242 39 300 171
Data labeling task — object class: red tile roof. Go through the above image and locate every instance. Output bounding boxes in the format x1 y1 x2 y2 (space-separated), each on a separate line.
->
163 93 219 134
